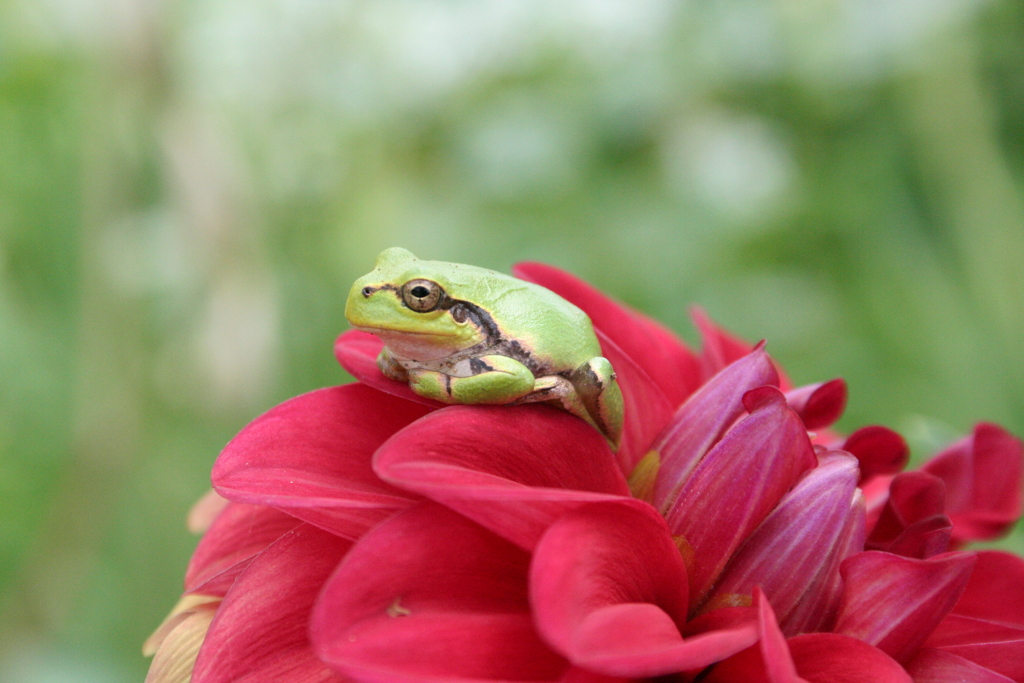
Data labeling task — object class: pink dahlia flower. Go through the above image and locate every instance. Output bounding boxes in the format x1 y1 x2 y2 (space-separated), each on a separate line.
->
145 262 1024 683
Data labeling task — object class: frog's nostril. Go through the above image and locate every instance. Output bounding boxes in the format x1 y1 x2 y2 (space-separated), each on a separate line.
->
362 286 373 298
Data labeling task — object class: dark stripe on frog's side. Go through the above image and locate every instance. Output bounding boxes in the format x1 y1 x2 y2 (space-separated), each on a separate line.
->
439 298 501 343
379 286 553 377
444 373 452 397
442 298 550 377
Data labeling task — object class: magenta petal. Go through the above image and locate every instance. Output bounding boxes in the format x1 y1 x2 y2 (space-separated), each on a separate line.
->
650 348 780 514
374 405 630 551
839 425 910 483
333 330 443 407
784 379 847 431
834 550 977 663
906 648 1016 683
185 503 302 596
312 504 568 683
950 550 1024 628
707 453 861 630
212 384 430 539
530 500 755 677
513 262 703 408
192 524 351 683
922 423 1024 544
782 481 867 635
663 387 817 609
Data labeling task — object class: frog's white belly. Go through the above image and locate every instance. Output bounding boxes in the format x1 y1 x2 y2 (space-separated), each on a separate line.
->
369 330 460 362
396 355 479 378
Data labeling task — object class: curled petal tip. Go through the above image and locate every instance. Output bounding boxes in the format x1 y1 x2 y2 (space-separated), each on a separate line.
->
842 426 910 482
786 378 848 431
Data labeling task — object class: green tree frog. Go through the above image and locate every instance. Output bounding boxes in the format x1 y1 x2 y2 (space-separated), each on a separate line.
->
345 247 624 449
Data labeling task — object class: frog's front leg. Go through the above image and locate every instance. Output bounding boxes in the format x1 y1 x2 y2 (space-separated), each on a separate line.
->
377 347 409 382
408 355 535 405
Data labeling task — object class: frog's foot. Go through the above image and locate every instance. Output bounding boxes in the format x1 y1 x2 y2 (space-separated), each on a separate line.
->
377 348 409 382
409 355 535 405
570 357 624 450
520 375 573 403
523 374 620 450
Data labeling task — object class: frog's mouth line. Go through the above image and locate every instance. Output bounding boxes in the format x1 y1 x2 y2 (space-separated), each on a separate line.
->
352 325 454 338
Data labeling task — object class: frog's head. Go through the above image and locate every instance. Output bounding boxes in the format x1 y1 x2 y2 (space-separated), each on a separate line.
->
345 247 488 360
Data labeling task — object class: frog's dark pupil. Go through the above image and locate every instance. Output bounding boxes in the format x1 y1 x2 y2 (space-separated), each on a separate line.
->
411 286 430 298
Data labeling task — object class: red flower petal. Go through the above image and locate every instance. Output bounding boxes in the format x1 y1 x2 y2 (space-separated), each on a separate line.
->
595 329 678 473
924 614 1024 682
374 404 630 551
840 426 910 483
834 550 977 663
529 500 758 677
950 550 1024 628
338 323 673 474
513 262 703 409
783 634 914 683
784 379 847 432
333 330 443 407
663 387 817 609
884 515 953 560
753 589 804 683
906 648 1016 683
701 590 802 683
866 471 952 559
707 453 861 632
650 348 779 515
312 504 569 683
185 502 302 596
212 384 430 539
927 551 1024 680
705 591 914 683
922 423 1024 544
192 524 351 683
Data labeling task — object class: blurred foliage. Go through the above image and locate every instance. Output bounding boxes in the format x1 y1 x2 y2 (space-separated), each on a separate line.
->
1 0 1023 680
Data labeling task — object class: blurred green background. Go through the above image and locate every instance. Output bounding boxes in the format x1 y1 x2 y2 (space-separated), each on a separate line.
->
2 0 1023 680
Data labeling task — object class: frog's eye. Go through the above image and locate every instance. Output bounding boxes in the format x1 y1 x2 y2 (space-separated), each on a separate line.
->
402 279 443 312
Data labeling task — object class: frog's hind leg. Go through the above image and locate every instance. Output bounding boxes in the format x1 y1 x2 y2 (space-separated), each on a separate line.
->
521 375 600 433
570 357 624 450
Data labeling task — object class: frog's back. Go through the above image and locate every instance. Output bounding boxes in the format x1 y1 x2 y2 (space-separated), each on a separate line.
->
441 263 603 372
